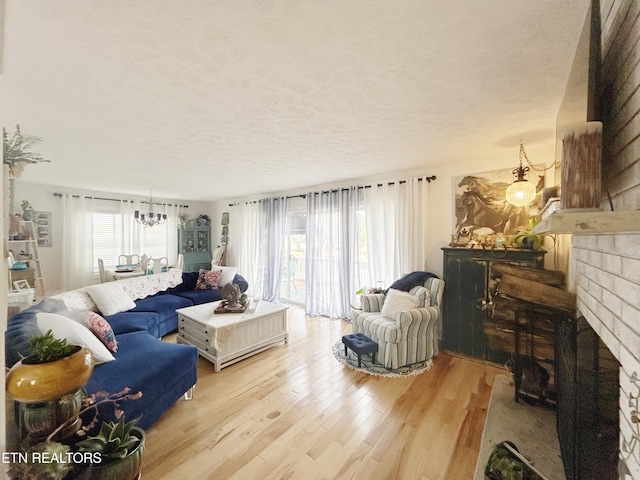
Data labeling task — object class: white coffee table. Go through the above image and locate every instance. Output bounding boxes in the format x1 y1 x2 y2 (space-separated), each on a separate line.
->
176 300 288 372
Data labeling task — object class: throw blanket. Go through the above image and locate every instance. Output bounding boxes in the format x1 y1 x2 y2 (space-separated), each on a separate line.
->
385 271 439 294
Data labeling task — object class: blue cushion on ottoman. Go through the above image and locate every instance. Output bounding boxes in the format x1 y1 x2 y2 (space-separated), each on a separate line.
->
342 333 378 367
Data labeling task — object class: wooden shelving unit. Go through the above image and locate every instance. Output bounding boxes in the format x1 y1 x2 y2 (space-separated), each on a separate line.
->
8 221 46 297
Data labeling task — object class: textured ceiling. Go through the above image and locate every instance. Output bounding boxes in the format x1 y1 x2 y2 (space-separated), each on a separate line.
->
2 1 589 202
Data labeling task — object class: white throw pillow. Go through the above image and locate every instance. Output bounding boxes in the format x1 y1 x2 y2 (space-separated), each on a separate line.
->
210 265 238 286
36 312 115 364
84 283 136 317
381 288 420 319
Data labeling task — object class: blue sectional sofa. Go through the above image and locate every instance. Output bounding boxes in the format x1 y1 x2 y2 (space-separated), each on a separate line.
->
5 270 248 430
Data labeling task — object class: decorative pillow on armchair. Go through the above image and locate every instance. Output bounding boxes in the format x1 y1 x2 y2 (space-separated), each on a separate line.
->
195 269 223 290
381 288 420 319
409 286 431 308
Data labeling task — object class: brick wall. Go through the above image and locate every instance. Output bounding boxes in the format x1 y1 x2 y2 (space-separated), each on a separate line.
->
583 2 640 476
570 233 640 478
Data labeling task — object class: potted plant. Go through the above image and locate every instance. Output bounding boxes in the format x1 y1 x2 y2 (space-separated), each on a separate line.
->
21 199 35 221
76 415 145 480
484 441 546 480
8 441 76 480
7 388 143 480
512 218 543 250
3 124 50 214
6 331 94 445
6 330 94 403
178 212 189 229
195 213 211 226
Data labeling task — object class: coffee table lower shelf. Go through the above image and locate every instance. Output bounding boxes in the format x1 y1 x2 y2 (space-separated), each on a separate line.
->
176 300 289 372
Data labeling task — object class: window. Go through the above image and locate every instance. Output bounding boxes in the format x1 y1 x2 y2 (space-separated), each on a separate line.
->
139 223 169 258
92 209 169 276
92 211 122 274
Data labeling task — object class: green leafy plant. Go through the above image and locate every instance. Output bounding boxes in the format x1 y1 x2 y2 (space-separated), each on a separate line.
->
25 330 78 364
75 415 142 462
178 213 189 229
3 124 50 214
3 124 50 176
512 217 543 250
195 214 211 226
8 441 73 480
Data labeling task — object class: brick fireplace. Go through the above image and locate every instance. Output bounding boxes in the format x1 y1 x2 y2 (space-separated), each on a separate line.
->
570 232 640 478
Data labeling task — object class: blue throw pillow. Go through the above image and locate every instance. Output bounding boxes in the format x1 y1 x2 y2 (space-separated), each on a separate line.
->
384 271 438 294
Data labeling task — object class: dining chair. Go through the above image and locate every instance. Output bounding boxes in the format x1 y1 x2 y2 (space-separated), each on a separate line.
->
147 256 169 274
118 254 141 266
170 254 184 271
98 258 115 283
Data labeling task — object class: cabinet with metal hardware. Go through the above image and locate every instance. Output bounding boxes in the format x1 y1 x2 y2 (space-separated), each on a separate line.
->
441 247 545 363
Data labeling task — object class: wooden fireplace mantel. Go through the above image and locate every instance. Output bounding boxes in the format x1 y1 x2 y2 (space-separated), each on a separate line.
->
534 209 640 235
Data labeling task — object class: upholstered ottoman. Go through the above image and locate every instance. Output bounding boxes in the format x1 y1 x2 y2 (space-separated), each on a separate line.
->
342 333 378 367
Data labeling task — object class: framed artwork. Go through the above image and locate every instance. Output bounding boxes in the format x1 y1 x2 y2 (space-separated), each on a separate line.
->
13 279 31 291
220 235 228 246
221 225 228 236
221 212 229 225
35 211 52 247
453 166 544 238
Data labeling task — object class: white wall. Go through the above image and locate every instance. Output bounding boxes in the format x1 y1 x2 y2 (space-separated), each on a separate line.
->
13 182 212 294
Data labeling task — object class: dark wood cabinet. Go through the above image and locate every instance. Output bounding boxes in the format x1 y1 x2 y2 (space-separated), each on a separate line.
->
441 247 545 363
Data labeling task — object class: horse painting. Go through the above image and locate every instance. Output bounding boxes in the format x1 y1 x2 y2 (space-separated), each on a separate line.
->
455 170 543 237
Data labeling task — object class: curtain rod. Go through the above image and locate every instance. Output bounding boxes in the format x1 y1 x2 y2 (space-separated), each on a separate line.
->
228 175 437 206
53 192 189 208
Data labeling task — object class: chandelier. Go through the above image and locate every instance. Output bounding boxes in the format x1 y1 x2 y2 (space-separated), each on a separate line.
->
505 142 537 207
134 191 167 227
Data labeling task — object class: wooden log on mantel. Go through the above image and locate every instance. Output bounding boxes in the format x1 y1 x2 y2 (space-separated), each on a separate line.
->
561 122 602 210
497 273 577 315
491 263 566 287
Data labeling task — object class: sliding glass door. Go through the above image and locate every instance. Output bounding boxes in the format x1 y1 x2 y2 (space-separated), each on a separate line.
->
280 206 306 305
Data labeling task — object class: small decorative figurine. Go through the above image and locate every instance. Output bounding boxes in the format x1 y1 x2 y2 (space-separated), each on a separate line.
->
221 283 241 308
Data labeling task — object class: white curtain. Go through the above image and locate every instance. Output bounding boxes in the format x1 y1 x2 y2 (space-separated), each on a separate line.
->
363 177 429 288
259 197 288 302
306 187 361 319
233 198 288 301
233 201 262 296
61 194 95 291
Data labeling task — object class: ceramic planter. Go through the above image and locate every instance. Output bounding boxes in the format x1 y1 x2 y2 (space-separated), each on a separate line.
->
90 427 146 480
6 346 94 402
21 389 84 444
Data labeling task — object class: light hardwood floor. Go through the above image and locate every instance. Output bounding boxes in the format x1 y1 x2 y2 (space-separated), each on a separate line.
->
141 307 507 480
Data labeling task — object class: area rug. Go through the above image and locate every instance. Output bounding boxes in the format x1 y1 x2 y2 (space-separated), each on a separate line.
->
474 375 566 480
331 340 432 377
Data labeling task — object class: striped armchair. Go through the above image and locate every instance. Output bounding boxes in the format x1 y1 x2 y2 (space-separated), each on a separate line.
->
351 277 445 369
